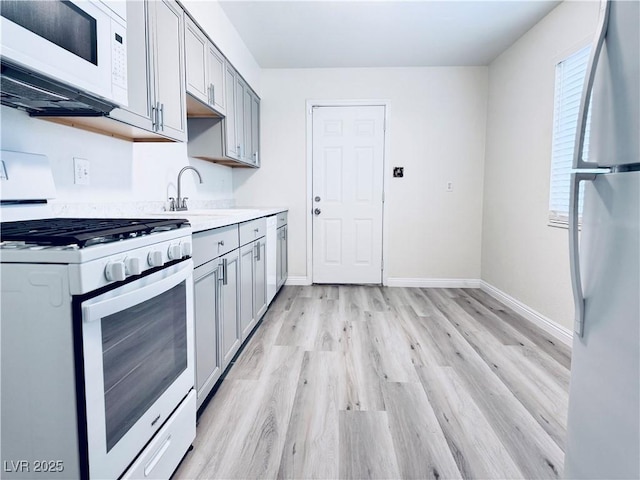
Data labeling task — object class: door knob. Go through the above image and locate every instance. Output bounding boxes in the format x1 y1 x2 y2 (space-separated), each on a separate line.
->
314 208 321 216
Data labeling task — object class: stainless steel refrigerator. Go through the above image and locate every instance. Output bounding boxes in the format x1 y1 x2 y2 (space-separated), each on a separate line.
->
565 0 639 478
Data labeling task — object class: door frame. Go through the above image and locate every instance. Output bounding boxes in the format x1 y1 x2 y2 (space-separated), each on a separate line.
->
305 99 391 285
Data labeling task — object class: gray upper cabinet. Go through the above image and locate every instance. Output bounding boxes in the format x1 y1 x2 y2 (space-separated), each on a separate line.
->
250 93 260 167
151 0 186 141
207 44 226 114
183 13 260 167
235 76 246 161
224 65 239 160
184 16 225 116
184 17 208 105
109 0 186 142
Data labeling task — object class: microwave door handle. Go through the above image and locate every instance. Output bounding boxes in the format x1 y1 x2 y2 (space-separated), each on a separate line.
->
574 0 610 169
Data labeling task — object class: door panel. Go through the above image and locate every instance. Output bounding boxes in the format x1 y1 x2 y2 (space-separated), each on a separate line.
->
153 0 185 139
184 17 207 104
312 106 385 284
225 66 237 159
239 243 254 340
194 262 220 406
221 250 239 367
254 240 267 321
208 44 225 113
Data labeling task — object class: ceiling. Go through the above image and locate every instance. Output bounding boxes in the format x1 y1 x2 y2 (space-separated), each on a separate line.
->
218 0 561 68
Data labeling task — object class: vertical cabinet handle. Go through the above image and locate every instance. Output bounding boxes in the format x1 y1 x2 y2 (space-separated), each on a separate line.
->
211 84 215 105
254 240 261 261
160 103 165 131
222 258 228 286
152 104 157 131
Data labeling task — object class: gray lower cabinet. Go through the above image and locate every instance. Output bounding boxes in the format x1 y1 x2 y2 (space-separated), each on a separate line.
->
239 218 268 341
194 259 221 408
193 225 240 408
220 249 240 366
276 212 288 290
239 243 255 340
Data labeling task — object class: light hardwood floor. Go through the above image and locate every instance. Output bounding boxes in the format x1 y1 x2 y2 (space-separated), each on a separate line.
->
174 286 571 480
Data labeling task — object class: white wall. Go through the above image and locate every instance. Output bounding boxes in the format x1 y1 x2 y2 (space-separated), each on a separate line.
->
0 106 233 208
481 1 599 331
181 0 262 95
233 67 488 282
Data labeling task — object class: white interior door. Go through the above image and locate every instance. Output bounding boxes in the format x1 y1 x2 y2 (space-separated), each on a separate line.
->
312 105 385 284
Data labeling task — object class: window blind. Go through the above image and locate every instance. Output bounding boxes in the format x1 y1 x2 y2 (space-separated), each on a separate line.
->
549 45 592 224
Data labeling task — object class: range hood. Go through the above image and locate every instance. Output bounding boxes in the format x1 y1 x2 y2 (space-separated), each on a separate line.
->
0 60 117 117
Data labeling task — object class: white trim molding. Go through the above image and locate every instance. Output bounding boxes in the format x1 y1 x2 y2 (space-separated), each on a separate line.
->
386 278 482 288
480 281 573 347
285 276 312 286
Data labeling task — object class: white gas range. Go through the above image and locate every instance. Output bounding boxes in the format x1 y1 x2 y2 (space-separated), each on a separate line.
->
1 152 196 480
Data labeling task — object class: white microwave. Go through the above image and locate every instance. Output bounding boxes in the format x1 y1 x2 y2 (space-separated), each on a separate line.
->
0 0 128 109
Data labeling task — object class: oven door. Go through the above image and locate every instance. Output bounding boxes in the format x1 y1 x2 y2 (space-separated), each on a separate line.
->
80 259 194 480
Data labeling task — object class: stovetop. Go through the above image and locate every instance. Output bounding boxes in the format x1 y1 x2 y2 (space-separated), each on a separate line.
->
0 218 189 248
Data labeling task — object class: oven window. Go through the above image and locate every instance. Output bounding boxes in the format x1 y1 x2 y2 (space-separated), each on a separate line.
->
1 1 98 65
101 281 187 452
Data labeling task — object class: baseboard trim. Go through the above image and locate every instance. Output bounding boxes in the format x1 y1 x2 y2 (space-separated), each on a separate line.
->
385 278 482 288
479 281 573 347
284 276 312 286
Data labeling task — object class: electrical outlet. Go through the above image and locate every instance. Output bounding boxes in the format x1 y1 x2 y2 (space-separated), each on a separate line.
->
446 181 453 192
74 157 90 185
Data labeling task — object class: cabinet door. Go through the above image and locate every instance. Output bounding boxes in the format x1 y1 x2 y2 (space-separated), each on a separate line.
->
251 94 260 166
243 86 252 164
220 249 240 368
254 239 267 321
108 0 154 131
282 225 288 283
194 262 221 408
239 243 255 340
208 44 226 114
151 0 186 141
235 76 246 161
184 16 208 105
276 227 283 289
225 65 238 159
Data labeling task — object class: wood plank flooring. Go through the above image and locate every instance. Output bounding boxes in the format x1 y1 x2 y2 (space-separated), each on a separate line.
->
174 286 571 480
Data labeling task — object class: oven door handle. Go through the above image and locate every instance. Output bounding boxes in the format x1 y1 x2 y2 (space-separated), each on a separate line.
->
82 260 193 323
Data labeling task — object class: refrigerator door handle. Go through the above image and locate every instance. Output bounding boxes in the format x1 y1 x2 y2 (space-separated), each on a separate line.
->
569 172 598 336
574 0 611 169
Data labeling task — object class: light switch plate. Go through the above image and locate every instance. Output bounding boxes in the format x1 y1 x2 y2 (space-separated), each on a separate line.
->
74 157 90 185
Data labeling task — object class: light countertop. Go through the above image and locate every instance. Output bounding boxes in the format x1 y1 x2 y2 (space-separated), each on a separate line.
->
148 207 288 233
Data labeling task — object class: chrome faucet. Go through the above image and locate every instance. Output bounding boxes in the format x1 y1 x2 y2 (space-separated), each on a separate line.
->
170 166 203 211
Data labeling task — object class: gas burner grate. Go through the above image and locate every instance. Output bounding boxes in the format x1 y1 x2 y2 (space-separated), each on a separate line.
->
0 218 189 247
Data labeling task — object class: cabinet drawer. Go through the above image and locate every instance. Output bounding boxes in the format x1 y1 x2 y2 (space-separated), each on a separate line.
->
192 225 239 267
122 390 196 480
239 217 266 245
276 211 288 228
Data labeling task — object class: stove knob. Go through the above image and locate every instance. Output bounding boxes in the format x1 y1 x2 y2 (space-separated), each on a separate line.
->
105 261 126 282
181 241 192 257
148 250 164 268
168 244 181 260
125 257 142 276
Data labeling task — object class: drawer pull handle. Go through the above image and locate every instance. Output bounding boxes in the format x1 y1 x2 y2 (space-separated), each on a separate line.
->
144 435 172 477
